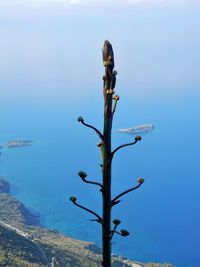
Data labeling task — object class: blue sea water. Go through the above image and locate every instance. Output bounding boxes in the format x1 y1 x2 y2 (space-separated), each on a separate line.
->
0 83 199 267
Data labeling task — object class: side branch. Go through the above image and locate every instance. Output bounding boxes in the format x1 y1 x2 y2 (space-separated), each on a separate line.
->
110 219 121 240
111 135 142 157
69 196 102 223
111 178 144 207
112 95 120 115
78 171 104 191
82 179 104 190
78 116 104 141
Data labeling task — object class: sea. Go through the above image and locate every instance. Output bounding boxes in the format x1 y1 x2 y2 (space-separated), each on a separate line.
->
0 81 199 267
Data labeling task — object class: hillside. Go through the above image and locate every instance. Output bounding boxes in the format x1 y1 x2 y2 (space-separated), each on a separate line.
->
0 178 174 267
0 178 10 194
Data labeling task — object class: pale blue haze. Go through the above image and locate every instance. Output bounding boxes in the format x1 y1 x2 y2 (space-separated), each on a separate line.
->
0 3 200 267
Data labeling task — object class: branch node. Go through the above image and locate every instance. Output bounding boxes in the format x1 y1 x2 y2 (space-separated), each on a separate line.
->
106 89 115 95
111 200 121 207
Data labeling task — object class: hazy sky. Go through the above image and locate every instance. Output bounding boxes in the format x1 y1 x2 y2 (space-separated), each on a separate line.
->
0 0 199 100
0 0 200 7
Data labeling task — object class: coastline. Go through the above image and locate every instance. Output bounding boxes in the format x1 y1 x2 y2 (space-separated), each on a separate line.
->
0 177 174 267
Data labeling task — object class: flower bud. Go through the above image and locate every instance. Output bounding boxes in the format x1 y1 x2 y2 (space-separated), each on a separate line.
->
135 135 142 141
113 95 120 101
77 116 84 123
78 171 87 179
137 177 145 184
113 219 121 226
69 196 77 202
97 142 103 147
120 229 130 236
102 40 114 70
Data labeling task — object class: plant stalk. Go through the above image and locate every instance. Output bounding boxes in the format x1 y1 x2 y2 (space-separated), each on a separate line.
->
102 40 114 267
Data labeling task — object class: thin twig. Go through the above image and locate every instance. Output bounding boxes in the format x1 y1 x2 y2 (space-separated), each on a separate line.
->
110 224 118 240
89 218 102 224
71 200 102 223
104 138 140 169
110 230 129 237
111 183 142 207
112 139 138 157
82 178 104 191
81 120 104 141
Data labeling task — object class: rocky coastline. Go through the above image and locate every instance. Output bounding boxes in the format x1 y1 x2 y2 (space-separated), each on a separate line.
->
0 178 174 267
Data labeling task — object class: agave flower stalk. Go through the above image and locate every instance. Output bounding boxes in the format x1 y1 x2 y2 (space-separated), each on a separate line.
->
101 40 115 267
70 41 145 267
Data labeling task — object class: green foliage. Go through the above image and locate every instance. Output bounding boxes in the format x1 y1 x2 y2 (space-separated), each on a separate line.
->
0 225 47 266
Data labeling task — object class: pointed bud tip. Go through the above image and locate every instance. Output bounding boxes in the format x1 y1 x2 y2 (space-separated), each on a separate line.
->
103 41 114 68
113 219 121 225
104 39 111 46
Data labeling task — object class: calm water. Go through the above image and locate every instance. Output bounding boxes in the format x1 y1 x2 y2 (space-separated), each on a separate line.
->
0 83 199 267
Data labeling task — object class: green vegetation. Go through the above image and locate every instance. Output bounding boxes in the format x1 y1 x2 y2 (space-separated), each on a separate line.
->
0 224 47 267
0 177 10 194
0 179 173 266
0 191 39 229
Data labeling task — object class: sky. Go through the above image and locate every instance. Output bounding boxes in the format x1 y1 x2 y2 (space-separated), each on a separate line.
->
0 0 200 7
0 0 199 102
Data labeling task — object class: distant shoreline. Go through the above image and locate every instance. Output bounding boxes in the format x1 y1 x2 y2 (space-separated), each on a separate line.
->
0 177 41 227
